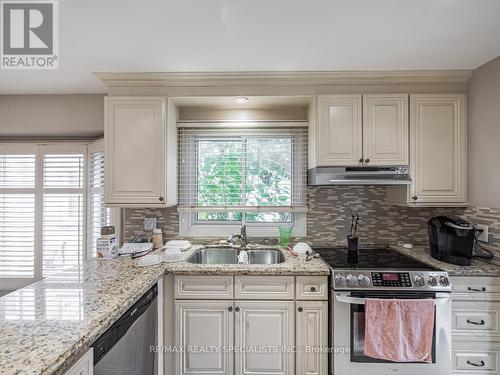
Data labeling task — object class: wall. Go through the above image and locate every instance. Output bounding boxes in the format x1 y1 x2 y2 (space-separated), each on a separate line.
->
0 94 104 138
122 186 469 248
467 56 500 209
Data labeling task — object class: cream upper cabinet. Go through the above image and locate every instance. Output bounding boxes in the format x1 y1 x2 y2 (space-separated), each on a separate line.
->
362 94 409 165
175 300 234 375
295 301 328 375
235 301 295 375
315 95 363 166
409 94 467 204
105 96 177 207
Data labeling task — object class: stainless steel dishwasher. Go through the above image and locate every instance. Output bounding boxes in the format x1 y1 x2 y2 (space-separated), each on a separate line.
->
92 284 158 375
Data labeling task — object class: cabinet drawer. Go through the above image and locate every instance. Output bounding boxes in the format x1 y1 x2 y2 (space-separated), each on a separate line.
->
452 300 500 338
296 276 328 300
452 277 500 301
235 276 295 300
175 276 234 299
453 348 499 373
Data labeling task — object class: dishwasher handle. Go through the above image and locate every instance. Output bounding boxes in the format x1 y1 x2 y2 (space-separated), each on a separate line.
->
92 284 158 365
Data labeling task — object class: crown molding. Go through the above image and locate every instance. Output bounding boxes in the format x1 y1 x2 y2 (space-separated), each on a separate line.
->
94 70 472 89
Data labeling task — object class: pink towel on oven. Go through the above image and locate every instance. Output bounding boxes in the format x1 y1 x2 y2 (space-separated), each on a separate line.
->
364 298 435 363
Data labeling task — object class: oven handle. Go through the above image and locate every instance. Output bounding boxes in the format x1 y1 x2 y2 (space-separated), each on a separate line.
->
335 294 451 305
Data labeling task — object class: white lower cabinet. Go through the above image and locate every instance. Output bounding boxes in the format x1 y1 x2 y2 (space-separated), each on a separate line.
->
452 277 500 375
64 348 93 375
296 301 328 375
173 275 328 375
234 301 295 375
175 300 234 375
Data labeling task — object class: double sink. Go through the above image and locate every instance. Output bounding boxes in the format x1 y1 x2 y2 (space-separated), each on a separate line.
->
188 247 285 265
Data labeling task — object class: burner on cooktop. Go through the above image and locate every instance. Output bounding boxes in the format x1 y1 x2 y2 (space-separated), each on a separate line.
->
315 247 437 270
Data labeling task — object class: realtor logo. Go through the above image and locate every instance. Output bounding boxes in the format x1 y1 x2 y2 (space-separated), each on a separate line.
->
1 0 58 69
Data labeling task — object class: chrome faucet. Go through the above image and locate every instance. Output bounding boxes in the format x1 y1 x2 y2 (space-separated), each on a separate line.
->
228 224 248 248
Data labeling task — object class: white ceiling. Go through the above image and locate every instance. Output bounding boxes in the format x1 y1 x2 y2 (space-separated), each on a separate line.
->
1 0 500 94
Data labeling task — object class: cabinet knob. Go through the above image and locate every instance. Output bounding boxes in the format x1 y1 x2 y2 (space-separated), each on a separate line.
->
412 196 418 201
234 307 240 312
228 306 233 312
298 307 303 312
310 286 317 292
159 197 164 202
365 158 370 163
359 158 364 163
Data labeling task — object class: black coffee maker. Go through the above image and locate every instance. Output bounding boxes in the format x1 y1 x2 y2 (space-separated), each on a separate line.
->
428 216 475 266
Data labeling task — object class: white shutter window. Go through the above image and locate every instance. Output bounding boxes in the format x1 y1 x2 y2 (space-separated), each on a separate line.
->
42 150 84 278
87 149 110 258
0 153 36 282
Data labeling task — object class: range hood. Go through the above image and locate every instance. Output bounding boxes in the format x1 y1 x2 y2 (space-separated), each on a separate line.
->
308 166 411 186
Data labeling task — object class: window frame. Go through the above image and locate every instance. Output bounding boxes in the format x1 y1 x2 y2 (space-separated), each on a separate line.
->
178 126 307 238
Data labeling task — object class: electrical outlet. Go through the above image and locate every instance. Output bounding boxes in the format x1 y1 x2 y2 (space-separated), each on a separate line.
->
144 218 157 231
476 224 489 243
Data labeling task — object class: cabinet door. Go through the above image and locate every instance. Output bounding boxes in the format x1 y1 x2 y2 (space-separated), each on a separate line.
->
64 348 93 375
363 94 409 165
105 97 167 206
296 301 328 375
235 301 294 375
410 94 467 203
316 95 362 166
175 300 234 375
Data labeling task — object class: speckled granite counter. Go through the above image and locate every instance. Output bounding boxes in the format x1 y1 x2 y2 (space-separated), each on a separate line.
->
390 244 500 277
0 246 329 375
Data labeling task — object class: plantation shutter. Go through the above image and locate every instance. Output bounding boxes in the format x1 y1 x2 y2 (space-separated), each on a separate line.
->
0 150 37 283
42 148 84 278
178 123 308 213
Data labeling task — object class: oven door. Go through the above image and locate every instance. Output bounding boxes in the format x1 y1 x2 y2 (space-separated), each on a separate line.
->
332 290 451 375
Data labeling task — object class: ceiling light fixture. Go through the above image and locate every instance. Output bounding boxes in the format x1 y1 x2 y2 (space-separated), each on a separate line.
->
234 96 249 104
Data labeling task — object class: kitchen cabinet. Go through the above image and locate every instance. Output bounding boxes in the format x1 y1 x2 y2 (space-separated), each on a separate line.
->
104 96 177 207
172 275 328 375
362 94 409 165
235 301 295 375
314 95 363 166
409 94 467 204
311 94 409 167
175 300 234 375
295 301 328 375
64 348 93 375
451 277 500 375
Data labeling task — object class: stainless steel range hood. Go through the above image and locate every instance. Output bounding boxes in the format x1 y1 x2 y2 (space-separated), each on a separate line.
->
308 166 412 186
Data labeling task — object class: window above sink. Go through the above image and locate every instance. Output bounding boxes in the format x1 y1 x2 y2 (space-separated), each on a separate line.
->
178 124 307 237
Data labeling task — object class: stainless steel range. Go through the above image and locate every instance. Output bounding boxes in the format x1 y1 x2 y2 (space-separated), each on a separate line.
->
315 247 452 375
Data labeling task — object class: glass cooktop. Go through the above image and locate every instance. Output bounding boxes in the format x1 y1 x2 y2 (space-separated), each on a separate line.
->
314 247 437 270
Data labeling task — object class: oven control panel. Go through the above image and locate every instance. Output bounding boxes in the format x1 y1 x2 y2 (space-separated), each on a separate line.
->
332 270 453 291
371 272 411 287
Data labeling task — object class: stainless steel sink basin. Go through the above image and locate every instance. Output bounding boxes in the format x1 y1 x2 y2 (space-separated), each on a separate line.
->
247 249 285 264
187 247 237 264
187 247 285 265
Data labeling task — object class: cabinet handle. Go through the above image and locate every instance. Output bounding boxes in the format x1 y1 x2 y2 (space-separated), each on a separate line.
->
364 158 370 163
310 286 317 292
468 287 486 292
466 319 485 325
467 360 485 367
359 158 364 163
412 196 418 201
234 307 240 312
159 197 164 202
228 307 233 312
298 307 303 312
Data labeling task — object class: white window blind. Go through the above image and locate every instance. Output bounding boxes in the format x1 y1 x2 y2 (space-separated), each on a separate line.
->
42 153 84 278
87 149 111 258
178 125 308 215
0 154 36 280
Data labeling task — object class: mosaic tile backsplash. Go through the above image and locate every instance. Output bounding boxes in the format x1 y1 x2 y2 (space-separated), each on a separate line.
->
122 186 499 249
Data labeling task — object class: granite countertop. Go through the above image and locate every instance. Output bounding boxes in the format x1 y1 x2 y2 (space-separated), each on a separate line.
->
0 246 329 375
391 243 500 277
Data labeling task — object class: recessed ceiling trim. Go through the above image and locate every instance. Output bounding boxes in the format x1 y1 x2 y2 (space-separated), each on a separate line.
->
94 70 472 88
